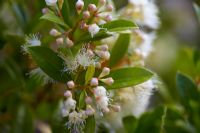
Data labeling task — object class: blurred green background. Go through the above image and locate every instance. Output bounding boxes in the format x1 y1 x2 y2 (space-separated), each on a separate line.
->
0 0 200 133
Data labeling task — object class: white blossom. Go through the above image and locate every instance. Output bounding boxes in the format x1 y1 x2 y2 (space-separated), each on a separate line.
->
88 24 100 37
45 0 57 6
126 0 160 29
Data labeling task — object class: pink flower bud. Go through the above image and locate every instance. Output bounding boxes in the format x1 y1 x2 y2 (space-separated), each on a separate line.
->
76 0 84 12
96 44 108 51
83 11 90 19
85 96 93 104
103 107 110 113
42 8 49 14
88 4 97 12
56 38 63 45
95 62 101 68
64 90 72 97
87 49 94 57
67 81 75 89
100 77 114 85
49 29 60 36
106 4 113 12
66 37 74 47
85 105 95 116
99 67 110 78
99 0 106 6
95 50 110 60
112 105 121 112
105 14 112 22
90 78 99 86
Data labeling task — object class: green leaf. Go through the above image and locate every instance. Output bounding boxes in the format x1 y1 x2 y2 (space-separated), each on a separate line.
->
75 30 112 44
100 19 138 32
85 65 95 85
176 72 199 102
28 46 71 82
79 91 86 109
40 13 69 28
61 0 77 27
193 50 200 66
106 67 154 90
194 3 200 23
84 116 95 133
109 34 130 67
123 116 137 133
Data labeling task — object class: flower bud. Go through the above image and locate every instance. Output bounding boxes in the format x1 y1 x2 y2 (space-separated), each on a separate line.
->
102 107 110 113
95 50 110 60
105 14 112 22
49 29 61 36
56 38 63 45
64 90 72 97
95 62 101 68
76 0 84 13
106 4 113 12
96 44 108 51
83 11 90 19
87 49 94 57
67 81 75 89
66 37 74 47
90 78 99 86
85 105 95 116
45 0 57 6
42 8 49 14
100 77 114 85
88 24 100 37
111 105 121 112
62 108 69 117
88 4 97 12
99 67 110 78
99 0 106 6
85 96 93 104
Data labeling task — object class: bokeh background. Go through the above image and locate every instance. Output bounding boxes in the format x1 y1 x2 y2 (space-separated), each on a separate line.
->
0 0 200 133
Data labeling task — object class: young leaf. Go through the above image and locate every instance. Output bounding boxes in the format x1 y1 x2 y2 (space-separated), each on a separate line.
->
28 46 71 82
176 72 199 102
85 65 95 85
84 116 96 133
106 67 154 90
100 19 138 32
79 91 86 109
62 0 77 27
123 116 137 133
40 13 69 28
109 34 130 67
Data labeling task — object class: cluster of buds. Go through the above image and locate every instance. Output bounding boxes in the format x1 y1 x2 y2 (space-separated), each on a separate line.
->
49 29 74 48
95 44 110 61
75 0 114 37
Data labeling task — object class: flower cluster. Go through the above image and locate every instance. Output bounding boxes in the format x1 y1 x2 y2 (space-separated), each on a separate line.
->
24 0 160 132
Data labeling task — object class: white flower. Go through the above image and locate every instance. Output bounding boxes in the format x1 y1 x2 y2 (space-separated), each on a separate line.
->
64 97 76 111
67 111 86 132
126 0 160 29
129 30 156 58
94 86 110 112
25 34 41 46
45 0 57 6
88 24 100 37
94 86 107 97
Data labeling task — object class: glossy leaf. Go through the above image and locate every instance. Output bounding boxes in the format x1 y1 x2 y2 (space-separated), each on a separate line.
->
123 116 137 133
106 67 154 90
85 65 95 85
100 19 138 32
176 72 198 102
79 91 86 109
28 46 71 82
84 116 95 133
61 0 77 27
109 34 130 67
40 13 69 28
